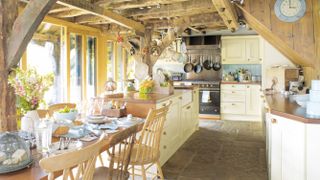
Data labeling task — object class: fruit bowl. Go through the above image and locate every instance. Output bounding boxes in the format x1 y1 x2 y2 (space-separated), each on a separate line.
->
53 110 78 121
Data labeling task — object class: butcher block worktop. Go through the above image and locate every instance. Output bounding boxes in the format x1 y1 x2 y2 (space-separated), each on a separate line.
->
265 93 320 124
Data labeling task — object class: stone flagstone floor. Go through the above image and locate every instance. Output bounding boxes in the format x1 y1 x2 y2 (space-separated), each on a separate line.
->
162 120 268 180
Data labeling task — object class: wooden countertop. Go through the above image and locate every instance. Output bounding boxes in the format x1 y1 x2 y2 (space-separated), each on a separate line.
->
108 90 186 104
221 81 262 85
265 93 320 124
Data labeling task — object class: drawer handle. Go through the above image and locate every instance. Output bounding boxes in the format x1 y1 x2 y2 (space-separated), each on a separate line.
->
271 118 277 124
231 103 236 106
232 85 235 87
163 131 167 135
162 103 166 107
260 95 264 98
163 145 167 149
186 106 191 109
232 91 235 93
247 86 250 88
248 58 250 61
179 97 182 100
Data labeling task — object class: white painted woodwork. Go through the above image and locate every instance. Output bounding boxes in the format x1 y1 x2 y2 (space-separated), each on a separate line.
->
221 36 263 64
265 114 320 180
159 89 199 166
221 84 262 121
245 85 262 115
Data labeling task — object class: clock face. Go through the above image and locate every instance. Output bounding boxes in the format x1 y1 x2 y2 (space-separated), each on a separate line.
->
274 0 306 22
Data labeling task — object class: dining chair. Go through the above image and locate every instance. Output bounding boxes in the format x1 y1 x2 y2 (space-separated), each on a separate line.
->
39 124 138 180
39 134 106 180
94 124 138 180
48 103 76 116
114 103 170 180
37 109 49 119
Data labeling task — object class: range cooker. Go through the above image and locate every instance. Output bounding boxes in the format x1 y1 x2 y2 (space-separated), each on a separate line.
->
174 80 220 116
195 81 220 115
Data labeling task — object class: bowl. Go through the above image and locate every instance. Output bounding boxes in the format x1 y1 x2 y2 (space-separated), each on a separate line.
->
53 110 78 121
292 94 309 108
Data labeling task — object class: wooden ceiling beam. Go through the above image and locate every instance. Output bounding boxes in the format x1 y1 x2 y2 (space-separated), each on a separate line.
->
54 9 89 18
57 0 145 34
100 0 190 10
138 8 217 20
74 14 110 24
212 0 239 32
124 0 216 18
33 33 59 42
151 13 225 29
49 6 71 14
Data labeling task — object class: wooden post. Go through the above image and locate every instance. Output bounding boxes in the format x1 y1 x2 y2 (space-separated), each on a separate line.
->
143 27 152 75
0 0 19 131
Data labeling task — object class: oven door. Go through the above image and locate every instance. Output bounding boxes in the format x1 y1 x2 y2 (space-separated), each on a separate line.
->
199 89 220 115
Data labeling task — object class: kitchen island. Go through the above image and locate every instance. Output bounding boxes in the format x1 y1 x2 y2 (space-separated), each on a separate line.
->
264 93 320 180
108 87 199 165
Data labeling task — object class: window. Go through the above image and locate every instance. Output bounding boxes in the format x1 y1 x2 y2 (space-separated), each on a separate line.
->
106 41 115 80
70 33 83 103
26 23 63 105
86 36 97 99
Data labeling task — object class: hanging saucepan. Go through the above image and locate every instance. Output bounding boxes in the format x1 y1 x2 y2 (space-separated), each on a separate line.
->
194 55 203 74
212 54 221 71
184 55 194 73
203 55 211 70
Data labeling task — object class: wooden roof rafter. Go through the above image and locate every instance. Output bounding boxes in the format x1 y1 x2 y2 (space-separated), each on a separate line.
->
56 0 145 35
97 0 190 10
211 0 239 32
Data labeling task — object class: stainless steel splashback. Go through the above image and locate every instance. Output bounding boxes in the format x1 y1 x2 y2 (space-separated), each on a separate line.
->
185 45 222 81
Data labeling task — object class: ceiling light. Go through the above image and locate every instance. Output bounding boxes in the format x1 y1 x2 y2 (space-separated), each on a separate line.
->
147 6 152 9
139 7 144 9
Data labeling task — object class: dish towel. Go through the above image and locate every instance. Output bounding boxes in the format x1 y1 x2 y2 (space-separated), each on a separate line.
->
202 91 211 103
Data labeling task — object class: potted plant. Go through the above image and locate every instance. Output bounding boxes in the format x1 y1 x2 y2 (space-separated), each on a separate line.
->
8 68 54 132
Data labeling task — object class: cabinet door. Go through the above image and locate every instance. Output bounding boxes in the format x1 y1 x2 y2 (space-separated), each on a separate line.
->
281 117 305 180
192 90 199 128
221 38 246 64
245 85 262 115
245 38 262 64
270 116 282 180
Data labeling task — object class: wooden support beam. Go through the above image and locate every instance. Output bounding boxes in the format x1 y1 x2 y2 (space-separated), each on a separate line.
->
48 6 70 14
236 4 313 67
124 0 216 18
6 0 58 70
57 0 145 34
314 0 320 78
212 0 239 31
74 14 110 24
33 33 60 42
188 26 202 33
54 9 89 18
98 0 189 10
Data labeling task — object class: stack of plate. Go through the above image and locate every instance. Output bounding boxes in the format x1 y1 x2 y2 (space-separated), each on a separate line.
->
306 80 320 117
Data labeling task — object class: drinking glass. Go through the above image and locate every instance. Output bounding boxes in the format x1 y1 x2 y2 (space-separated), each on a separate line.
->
34 119 53 153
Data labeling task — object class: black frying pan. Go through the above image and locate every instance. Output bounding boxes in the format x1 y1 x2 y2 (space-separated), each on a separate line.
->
203 55 212 70
184 56 194 73
212 55 221 71
194 56 203 74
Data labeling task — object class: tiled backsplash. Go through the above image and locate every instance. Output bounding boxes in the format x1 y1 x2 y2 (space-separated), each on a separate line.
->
222 64 262 76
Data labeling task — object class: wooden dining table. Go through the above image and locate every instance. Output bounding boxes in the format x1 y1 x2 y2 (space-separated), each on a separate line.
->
0 119 144 180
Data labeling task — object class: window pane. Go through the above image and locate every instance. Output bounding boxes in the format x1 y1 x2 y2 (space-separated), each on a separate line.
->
117 45 124 91
70 33 82 103
86 36 96 99
26 23 63 105
106 42 114 80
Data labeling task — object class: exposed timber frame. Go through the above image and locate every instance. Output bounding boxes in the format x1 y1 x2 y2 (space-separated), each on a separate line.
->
212 0 239 32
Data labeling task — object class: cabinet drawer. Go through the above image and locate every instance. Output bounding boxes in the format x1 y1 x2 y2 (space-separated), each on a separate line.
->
221 84 246 90
221 102 245 114
221 90 246 102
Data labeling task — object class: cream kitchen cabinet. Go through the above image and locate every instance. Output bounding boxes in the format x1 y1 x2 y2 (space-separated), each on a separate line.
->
221 36 263 64
221 84 262 121
158 89 199 165
266 114 306 180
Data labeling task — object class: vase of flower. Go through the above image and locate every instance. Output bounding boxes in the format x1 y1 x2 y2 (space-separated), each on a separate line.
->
21 110 40 133
8 68 54 131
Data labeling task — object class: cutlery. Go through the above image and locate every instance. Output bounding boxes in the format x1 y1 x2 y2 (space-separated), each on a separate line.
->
58 138 63 150
64 138 72 150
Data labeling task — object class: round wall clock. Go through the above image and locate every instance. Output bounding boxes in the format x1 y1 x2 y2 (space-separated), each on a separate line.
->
274 0 306 22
